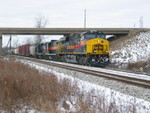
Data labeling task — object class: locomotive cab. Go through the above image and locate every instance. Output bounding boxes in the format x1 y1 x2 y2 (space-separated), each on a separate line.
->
82 31 110 67
81 30 106 41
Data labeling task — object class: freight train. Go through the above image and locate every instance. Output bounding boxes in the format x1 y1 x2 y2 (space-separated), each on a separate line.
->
13 30 110 67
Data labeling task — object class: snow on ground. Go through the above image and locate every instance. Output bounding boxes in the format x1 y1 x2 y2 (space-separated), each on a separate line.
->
17 59 150 113
111 31 150 63
0 107 41 113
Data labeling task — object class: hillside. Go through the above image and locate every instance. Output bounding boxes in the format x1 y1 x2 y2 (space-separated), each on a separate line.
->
110 31 150 73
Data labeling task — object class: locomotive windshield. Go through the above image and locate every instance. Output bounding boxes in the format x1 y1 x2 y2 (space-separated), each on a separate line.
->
81 30 106 41
85 34 106 39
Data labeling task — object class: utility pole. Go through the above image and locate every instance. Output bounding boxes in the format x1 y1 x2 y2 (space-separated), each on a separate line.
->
139 16 143 28
134 23 136 28
10 35 12 55
0 33 2 56
84 9 86 28
6 35 12 55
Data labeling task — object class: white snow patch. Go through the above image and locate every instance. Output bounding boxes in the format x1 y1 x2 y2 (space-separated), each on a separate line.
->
111 31 150 63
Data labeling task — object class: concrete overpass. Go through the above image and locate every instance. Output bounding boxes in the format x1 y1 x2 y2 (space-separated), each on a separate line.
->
0 27 150 55
0 28 134 35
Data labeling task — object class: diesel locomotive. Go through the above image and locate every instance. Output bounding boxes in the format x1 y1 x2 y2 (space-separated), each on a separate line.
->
15 30 110 67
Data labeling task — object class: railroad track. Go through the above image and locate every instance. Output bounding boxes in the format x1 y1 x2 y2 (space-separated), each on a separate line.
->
16 56 150 89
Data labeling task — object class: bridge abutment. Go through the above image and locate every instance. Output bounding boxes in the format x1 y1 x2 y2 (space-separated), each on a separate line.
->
0 33 2 56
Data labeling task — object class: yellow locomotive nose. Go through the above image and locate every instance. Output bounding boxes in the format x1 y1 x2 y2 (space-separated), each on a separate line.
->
86 38 109 54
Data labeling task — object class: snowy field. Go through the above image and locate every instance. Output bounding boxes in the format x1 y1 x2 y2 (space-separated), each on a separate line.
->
14 58 150 113
111 31 150 63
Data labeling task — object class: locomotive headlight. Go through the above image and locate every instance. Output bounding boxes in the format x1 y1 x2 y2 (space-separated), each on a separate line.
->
98 40 100 43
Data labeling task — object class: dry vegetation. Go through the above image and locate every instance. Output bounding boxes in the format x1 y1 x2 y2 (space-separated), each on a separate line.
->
109 58 150 74
0 57 138 113
127 59 150 74
110 31 140 51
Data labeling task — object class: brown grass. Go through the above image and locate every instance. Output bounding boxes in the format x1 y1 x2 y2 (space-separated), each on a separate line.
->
0 57 140 113
0 57 67 112
127 59 150 73
110 31 141 51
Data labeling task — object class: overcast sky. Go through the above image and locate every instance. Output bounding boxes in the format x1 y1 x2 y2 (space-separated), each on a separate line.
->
1 0 150 46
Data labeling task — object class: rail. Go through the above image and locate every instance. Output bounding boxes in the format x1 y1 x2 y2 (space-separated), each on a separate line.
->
16 56 150 88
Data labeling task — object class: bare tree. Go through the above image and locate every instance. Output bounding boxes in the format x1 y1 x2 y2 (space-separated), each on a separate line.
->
34 15 48 44
13 37 19 47
25 37 33 44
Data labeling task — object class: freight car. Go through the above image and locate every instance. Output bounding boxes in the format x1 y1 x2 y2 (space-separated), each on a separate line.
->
19 44 30 56
16 30 110 67
29 44 36 57
13 48 19 55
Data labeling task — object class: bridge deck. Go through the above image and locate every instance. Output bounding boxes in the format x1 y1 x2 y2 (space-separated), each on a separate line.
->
0 28 150 55
0 28 147 35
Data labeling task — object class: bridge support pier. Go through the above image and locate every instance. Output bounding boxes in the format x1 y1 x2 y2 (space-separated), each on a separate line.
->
0 34 2 56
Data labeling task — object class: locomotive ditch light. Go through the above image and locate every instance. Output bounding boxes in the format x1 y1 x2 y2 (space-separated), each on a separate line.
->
105 51 108 53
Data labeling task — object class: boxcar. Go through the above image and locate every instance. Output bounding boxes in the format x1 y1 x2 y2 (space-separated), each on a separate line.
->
30 44 36 57
19 44 30 56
